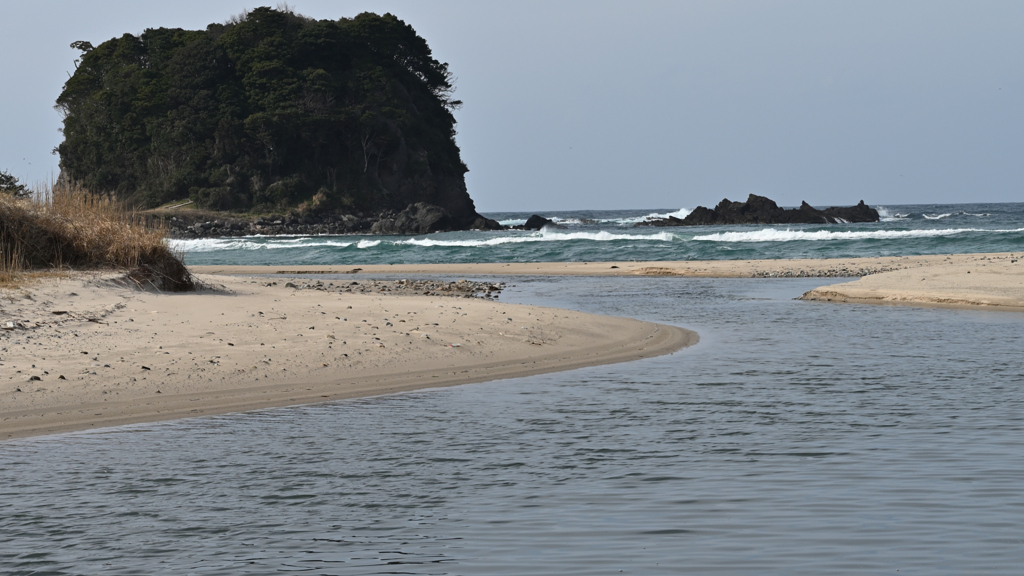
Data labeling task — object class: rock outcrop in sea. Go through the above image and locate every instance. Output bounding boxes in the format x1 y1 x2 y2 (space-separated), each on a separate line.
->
637 194 879 226
510 215 556 231
156 202 502 239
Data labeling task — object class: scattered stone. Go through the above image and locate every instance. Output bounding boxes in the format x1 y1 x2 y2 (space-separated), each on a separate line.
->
283 278 505 299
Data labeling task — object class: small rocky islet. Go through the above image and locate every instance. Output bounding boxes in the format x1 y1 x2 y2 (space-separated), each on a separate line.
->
635 194 879 227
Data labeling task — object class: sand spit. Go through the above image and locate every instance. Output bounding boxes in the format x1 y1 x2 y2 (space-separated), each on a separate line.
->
193 253 1011 279
799 253 1024 311
0 274 695 440
194 252 1024 312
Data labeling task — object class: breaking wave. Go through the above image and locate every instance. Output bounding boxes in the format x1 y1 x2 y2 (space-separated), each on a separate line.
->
398 229 675 247
693 227 1024 242
171 229 676 253
170 237 355 252
613 208 693 225
875 206 908 221
498 208 692 227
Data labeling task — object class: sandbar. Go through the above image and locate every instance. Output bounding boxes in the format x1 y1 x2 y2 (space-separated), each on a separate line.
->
192 252 1014 279
194 251 1024 311
799 253 1024 311
0 274 695 440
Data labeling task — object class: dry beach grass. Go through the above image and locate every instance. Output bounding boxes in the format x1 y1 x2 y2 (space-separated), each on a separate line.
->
0 181 192 291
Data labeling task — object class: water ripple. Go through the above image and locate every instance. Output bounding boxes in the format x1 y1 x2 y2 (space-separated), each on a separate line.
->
2 277 1023 574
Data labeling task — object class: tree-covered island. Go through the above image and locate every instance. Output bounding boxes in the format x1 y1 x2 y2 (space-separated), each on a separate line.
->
57 7 500 236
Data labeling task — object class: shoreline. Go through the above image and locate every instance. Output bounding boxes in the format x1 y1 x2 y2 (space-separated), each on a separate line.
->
191 252 1016 279
193 251 1024 312
0 274 696 440
4 251 1021 440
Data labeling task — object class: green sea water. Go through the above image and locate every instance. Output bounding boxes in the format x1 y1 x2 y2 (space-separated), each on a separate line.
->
172 203 1024 266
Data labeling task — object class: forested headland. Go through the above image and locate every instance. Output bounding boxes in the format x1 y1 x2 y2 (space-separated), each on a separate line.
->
56 7 499 235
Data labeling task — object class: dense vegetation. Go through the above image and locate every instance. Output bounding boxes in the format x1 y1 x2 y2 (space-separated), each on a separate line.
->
56 8 475 219
0 170 30 199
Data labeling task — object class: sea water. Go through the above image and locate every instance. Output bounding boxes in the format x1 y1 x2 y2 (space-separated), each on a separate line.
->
2 276 1023 575
172 203 1024 266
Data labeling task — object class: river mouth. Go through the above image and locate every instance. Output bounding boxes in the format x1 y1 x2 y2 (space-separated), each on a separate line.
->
3 276 1022 575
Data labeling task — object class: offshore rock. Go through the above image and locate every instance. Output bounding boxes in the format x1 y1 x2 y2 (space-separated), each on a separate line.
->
371 203 455 235
156 202 504 239
512 215 557 230
636 194 879 226
635 215 686 227
371 202 503 235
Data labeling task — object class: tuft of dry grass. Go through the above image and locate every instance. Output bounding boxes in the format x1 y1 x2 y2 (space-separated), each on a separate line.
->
0 180 194 291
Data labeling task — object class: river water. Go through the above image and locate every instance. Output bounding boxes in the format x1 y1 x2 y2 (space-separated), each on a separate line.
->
2 276 1023 574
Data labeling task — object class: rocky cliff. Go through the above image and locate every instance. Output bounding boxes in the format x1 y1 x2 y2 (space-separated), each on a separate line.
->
58 8 499 236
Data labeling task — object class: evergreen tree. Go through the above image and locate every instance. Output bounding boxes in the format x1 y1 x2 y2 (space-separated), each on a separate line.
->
56 8 469 215
0 170 30 199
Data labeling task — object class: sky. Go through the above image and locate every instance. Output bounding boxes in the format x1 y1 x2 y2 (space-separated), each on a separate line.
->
1 1 1021 211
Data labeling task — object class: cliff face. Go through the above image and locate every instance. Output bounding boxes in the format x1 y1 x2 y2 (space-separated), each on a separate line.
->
56 8 497 233
638 195 879 227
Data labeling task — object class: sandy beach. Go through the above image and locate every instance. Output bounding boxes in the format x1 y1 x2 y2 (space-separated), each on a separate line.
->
0 273 695 440
4 251 1021 440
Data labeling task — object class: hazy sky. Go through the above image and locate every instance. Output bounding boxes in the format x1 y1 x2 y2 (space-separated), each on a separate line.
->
1 1 1021 211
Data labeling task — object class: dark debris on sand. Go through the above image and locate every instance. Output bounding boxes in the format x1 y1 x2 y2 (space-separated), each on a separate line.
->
275 278 506 299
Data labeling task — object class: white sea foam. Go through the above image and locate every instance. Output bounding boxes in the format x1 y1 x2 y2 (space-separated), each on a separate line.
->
171 228 675 252
614 207 693 225
875 206 908 221
169 238 355 252
397 229 675 247
498 219 527 226
923 213 952 220
693 227 1024 242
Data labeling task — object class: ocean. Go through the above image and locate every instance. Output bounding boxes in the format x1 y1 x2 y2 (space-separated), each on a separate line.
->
2 276 1023 574
171 203 1024 266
